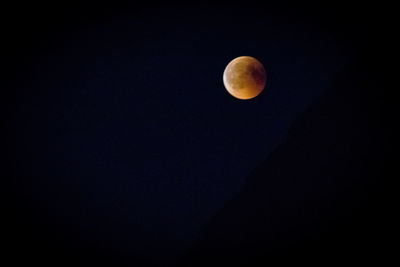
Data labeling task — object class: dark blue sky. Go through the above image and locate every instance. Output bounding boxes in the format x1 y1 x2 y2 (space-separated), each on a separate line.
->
5 2 366 264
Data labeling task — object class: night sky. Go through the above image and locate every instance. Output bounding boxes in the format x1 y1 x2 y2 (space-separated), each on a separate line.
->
4 2 390 266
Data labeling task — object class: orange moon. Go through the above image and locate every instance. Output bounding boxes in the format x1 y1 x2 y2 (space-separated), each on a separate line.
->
223 56 267 100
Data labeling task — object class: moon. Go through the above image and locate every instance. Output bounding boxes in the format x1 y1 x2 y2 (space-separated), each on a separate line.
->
223 56 267 100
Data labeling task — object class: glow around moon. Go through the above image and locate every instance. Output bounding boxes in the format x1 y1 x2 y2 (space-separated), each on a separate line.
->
223 56 266 100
